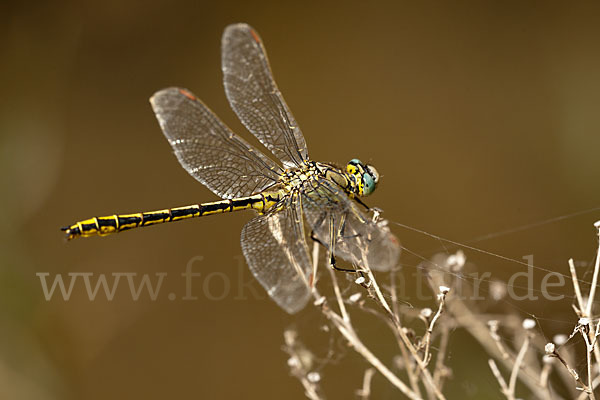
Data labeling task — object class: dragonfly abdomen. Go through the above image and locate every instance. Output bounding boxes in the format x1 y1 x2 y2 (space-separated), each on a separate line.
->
62 192 280 240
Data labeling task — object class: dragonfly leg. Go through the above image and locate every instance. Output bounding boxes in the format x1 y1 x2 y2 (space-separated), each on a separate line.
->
309 230 326 246
308 212 358 272
329 254 357 272
309 230 353 271
337 212 360 240
354 197 370 211
328 214 357 272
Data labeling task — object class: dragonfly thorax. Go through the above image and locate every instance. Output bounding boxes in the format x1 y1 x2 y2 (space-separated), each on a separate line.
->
280 162 319 191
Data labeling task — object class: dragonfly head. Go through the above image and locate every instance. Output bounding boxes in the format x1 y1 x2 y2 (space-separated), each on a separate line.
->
347 159 379 197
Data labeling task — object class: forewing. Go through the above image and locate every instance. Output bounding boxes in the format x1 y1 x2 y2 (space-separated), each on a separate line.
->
241 195 312 314
302 179 400 271
150 87 282 199
222 23 309 168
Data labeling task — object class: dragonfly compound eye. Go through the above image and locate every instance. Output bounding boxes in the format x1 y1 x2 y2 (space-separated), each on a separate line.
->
365 164 379 184
361 169 377 196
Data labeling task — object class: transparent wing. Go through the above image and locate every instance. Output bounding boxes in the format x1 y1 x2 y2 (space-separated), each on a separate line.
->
222 23 309 169
301 178 400 271
150 87 282 199
241 194 312 314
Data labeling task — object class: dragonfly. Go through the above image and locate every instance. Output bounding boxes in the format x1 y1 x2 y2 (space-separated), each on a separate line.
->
62 23 400 313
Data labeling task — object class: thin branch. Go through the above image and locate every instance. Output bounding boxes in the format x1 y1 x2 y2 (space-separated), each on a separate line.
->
578 374 600 400
508 332 530 396
357 368 376 400
310 243 422 400
488 359 514 400
584 223 600 317
487 320 511 360
539 360 553 400
569 258 585 311
327 255 350 323
433 325 451 390
580 324 597 400
356 268 445 399
546 343 591 395
389 267 402 322
422 288 448 365
325 308 422 399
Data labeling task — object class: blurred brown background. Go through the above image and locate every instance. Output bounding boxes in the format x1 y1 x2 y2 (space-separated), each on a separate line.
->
2 0 600 398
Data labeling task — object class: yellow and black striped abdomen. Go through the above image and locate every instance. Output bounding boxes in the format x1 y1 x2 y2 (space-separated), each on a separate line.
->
62 192 280 240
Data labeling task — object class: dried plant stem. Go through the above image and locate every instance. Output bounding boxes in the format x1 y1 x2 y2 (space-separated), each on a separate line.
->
326 255 350 323
369 285 445 399
389 268 401 321
365 267 394 315
569 258 585 311
389 268 423 396
508 333 530 396
422 292 447 365
356 266 445 399
570 257 600 359
488 359 514 400
396 329 423 398
578 375 600 400
316 246 422 400
581 329 597 400
548 347 591 395
539 362 553 400
430 280 544 394
433 326 450 390
569 236 600 381
299 378 323 400
588 344 596 400
357 368 376 400
585 237 600 317
282 329 324 400
488 321 511 360
586 239 600 368
325 308 421 399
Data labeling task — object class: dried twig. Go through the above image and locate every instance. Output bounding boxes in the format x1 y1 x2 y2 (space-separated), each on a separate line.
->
488 359 514 400
421 287 449 365
357 368 376 400
539 357 553 400
584 222 600 317
283 329 324 400
507 320 534 397
432 325 451 390
545 342 592 395
569 258 585 312
311 242 423 400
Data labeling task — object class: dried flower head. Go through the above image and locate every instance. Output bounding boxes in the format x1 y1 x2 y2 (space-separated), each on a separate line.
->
446 250 466 271
489 280 507 301
522 318 536 330
542 354 554 364
313 296 326 306
553 334 568 346
307 371 321 383
420 308 433 318
487 320 499 331
348 293 362 303
579 317 590 326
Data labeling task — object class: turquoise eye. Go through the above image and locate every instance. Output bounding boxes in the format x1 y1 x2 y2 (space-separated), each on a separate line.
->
362 173 376 195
